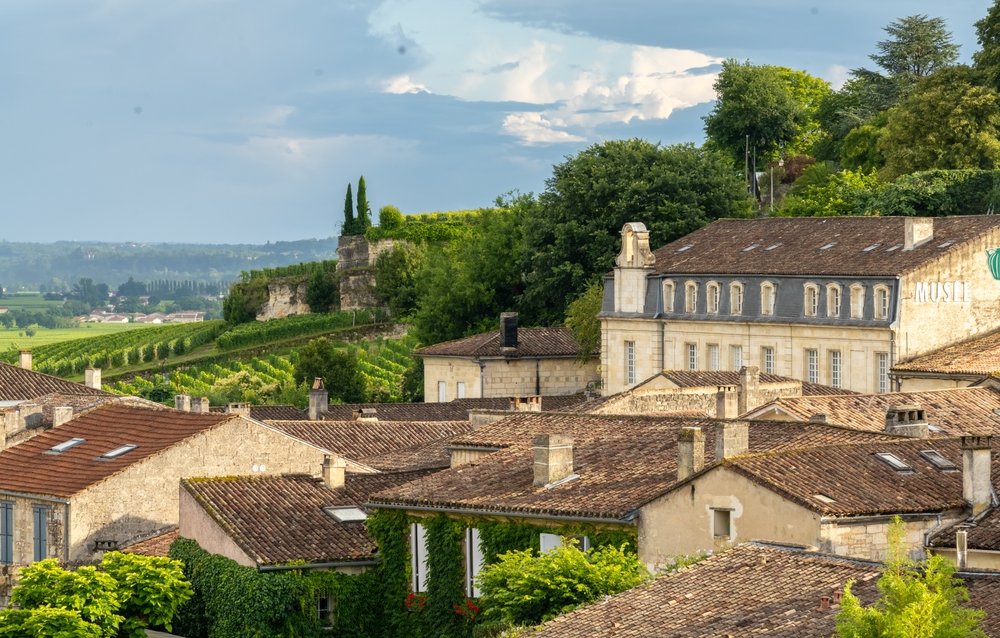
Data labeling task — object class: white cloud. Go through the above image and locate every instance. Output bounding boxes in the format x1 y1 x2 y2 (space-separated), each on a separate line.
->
231 134 419 174
383 74 431 94
501 112 585 145
826 64 851 90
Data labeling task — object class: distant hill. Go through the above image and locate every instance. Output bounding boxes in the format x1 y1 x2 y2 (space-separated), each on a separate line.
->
0 238 339 291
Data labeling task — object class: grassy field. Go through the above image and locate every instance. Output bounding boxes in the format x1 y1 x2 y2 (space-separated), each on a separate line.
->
0 323 149 351
0 293 63 311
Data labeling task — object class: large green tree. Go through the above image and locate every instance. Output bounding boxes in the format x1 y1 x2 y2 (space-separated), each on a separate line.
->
871 15 959 85
294 337 365 403
879 66 1000 179
342 183 355 235
356 176 372 232
975 1 1000 90
519 140 753 326
374 242 426 320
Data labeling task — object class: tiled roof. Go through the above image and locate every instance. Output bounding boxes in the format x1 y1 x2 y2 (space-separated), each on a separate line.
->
893 329 1000 376
745 387 1000 436
928 505 1000 550
0 404 231 497
372 414 900 520
801 381 859 396
358 435 458 472
659 370 856 396
320 402 472 422
531 542 1000 638
1 393 167 429
0 362 109 401
650 216 1000 277
726 437 983 516
249 405 306 420
181 470 433 565
264 419 472 465
120 527 179 557
415 327 586 358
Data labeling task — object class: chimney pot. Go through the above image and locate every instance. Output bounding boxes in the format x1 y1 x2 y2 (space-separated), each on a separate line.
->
677 427 705 481
226 403 250 416
715 385 739 419
738 366 760 414
84 368 101 390
962 435 992 516
309 378 329 421
52 406 74 428
191 397 210 414
819 596 830 610
175 394 191 412
533 434 574 487
18 350 31 370
321 454 347 490
832 590 843 604
884 404 929 438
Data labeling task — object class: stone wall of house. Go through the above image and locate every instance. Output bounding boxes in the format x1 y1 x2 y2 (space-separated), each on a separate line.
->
256 280 311 321
0 495 65 567
423 357 599 403
178 486 256 568
67 417 326 562
818 513 963 562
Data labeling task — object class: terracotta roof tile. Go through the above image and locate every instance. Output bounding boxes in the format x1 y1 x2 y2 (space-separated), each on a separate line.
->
0 404 231 497
372 414 900 520
893 329 1000 376
249 405 306 420
120 528 180 557
415 327 585 358
747 387 1000 436
928 504 1000 551
650 216 1000 277
0 362 109 401
181 470 433 565
659 370 856 396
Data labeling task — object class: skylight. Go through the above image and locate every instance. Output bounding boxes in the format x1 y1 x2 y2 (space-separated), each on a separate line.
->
676 245 693 253
862 243 880 252
765 243 782 251
920 449 958 471
875 452 913 473
742 244 760 252
886 244 902 252
99 444 137 460
47 438 85 454
820 242 837 250
938 240 955 248
927 424 943 433
812 493 836 504
323 506 368 523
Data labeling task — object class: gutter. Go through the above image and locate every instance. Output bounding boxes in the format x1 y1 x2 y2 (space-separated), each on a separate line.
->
257 559 378 572
820 511 949 525
367 502 634 526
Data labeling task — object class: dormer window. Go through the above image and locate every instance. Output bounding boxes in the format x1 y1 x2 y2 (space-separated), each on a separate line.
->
826 284 841 318
849 283 865 319
706 282 720 314
804 283 819 317
730 282 744 315
662 280 675 313
874 285 891 320
760 282 776 316
685 282 698 313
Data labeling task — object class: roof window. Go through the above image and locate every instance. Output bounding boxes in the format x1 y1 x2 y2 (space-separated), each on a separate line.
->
920 449 958 471
820 242 837 250
765 243 782 251
812 493 836 504
676 245 693 253
886 244 902 252
938 240 955 248
47 437 85 454
323 506 368 523
862 243 880 252
875 452 913 473
742 244 760 252
99 444 137 460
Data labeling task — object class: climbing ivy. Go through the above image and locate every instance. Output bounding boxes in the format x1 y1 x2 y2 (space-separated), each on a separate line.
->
424 515 469 638
366 509 414 638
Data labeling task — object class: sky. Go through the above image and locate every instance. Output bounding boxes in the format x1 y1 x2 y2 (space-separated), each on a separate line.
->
0 0 992 244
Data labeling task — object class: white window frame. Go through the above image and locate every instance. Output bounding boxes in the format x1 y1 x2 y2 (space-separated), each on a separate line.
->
437 381 446 403
874 285 890 320
686 343 698 371
685 281 698 313
804 283 819 317
625 340 636 386
730 282 744 315
410 523 429 593
760 282 775 316
877 352 889 393
707 344 720 371
456 381 466 399
849 283 865 319
762 346 775 375
730 345 743 371
465 528 484 597
706 281 720 314
830 350 842 388
827 284 841 318
806 348 818 384
539 532 562 553
662 280 675 313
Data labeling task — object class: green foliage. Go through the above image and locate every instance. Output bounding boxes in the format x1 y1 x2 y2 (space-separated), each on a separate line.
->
836 517 986 637
343 182 356 235
357 176 372 233
304 261 340 313
215 309 383 350
424 515 469 638
778 166 882 217
975 1 1000 90
870 15 959 85
477 521 540 564
11 560 122 637
563 282 602 362
294 337 365 403
100 552 193 637
364 210 481 243
366 510 414 638
224 261 341 325
521 140 753 326
223 278 269 324
375 243 426 320
879 66 1000 179
379 205 405 230
476 543 648 628
0 608 104 638
875 169 1000 216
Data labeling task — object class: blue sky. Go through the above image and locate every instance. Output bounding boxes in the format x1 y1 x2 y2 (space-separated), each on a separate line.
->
0 0 991 243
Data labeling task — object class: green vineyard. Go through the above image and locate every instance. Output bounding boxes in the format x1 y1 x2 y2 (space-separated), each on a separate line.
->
107 335 420 406
215 309 387 350
0 321 226 377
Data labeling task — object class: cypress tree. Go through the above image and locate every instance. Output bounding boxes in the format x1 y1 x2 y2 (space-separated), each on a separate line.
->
343 183 355 235
356 176 371 231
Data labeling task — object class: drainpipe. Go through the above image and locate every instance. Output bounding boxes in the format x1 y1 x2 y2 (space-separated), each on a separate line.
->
535 359 541 396
478 360 486 398
64 502 71 563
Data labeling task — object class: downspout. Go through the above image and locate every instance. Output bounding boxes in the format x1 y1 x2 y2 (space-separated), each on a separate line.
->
890 276 902 391
535 359 541 396
478 359 485 398
64 502 70 562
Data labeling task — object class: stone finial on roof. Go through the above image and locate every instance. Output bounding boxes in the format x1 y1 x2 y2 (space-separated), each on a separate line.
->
615 222 656 269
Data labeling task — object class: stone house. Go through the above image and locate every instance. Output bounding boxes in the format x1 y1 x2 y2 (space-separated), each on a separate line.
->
0 357 106 401
416 313 599 402
0 404 327 567
891 328 1000 391
602 217 1000 395
928 504 1000 571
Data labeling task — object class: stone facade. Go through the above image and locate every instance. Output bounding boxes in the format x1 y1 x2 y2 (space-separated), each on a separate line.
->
818 515 961 562
256 280 311 320
178 486 256 567
336 235 410 310
422 356 599 402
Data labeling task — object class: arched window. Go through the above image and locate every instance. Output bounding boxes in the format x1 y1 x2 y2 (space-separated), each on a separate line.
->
706 281 720 314
849 283 865 319
826 284 841 318
685 281 698 313
662 280 675 313
730 282 744 315
874 285 891 320
803 283 820 317
760 282 776 316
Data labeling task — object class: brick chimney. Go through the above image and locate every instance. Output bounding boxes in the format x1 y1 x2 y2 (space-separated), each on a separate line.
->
226 403 250 416
84 368 101 390
904 217 934 250
884 405 929 438
962 435 992 516
510 396 542 412
677 427 705 481
191 397 210 414
715 385 738 419
500 312 518 354
715 421 749 460
321 454 347 490
533 434 574 487
17 404 42 430
738 366 760 414
18 350 31 370
309 378 329 421
52 406 74 427
174 394 191 412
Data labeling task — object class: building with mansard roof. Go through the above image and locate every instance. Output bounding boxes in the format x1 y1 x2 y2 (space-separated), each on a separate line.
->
601 217 1000 394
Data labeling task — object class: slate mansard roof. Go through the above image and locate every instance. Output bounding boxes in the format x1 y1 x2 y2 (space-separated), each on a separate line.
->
415 326 586 358
650 216 1000 277
0 361 110 401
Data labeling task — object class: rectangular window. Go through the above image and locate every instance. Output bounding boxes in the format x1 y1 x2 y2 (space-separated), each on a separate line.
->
712 509 732 538
762 346 775 375
761 284 775 316
830 351 842 388
539 532 562 553
410 523 428 593
456 381 466 399
466 528 485 597
1 501 12 564
707 344 720 371
437 381 446 403
685 283 698 313
707 284 720 314
806 349 818 384
686 343 698 371
730 345 743 371
730 285 744 315
875 287 890 320
33 505 48 562
877 352 889 393
828 287 841 317
317 593 332 625
663 281 675 312
625 340 636 386
850 285 865 319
